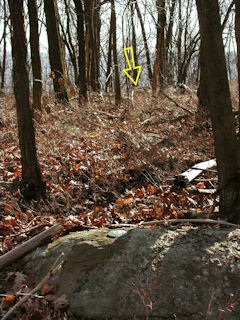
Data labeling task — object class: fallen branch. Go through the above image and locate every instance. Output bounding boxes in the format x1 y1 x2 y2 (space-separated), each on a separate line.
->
159 90 195 115
97 109 121 119
0 224 62 270
107 218 239 229
139 218 239 228
10 223 51 240
1 253 64 320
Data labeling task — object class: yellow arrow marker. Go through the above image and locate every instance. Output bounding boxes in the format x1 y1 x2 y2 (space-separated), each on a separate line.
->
123 47 142 86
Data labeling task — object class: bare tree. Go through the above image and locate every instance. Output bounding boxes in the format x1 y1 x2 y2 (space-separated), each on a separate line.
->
94 3 101 91
28 0 42 110
235 0 240 110
105 3 113 92
44 0 68 101
152 0 166 93
177 0 183 82
8 0 46 200
165 0 176 83
1 0 8 89
73 0 87 101
61 0 78 86
135 0 153 85
196 0 240 223
198 0 234 111
111 0 121 104
130 0 138 82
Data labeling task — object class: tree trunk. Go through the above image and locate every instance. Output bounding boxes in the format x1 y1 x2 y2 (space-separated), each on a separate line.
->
1 0 7 89
131 1 138 82
84 0 92 90
165 0 176 84
197 42 210 111
235 0 240 110
28 0 42 110
73 0 88 101
177 0 183 83
84 0 100 92
196 0 240 223
94 3 101 91
152 0 166 93
135 0 152 86
89 1 97 91
105 10 113 92
44 0 68 102
8 0 46 200
165 0 176 55
62 0 78 86
111 0 121 104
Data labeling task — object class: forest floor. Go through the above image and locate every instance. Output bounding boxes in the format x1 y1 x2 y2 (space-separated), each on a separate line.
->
0 84 239 318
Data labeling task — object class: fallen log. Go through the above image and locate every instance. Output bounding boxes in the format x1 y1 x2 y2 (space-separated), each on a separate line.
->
0 224 62 270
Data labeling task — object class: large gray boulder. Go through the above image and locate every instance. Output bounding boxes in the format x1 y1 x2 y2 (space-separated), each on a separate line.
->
24 225 240 319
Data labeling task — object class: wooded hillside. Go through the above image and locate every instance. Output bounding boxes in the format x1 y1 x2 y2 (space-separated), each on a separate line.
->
0 0 240 318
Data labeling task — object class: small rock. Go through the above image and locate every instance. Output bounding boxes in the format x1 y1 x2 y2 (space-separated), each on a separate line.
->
107 229 127 238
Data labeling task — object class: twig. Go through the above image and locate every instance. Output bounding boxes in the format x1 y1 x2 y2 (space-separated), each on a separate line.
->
107 223 137 228
0 293 44 299
9 223 50 240
159 90 194 115
138 218 239 228
107 218 239 229
1 253 64 320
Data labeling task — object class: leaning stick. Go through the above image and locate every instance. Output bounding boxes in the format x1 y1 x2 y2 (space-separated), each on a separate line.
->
0 224 62 270
159 90 195 115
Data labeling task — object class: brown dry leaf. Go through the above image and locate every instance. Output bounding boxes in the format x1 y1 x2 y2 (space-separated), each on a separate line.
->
1 295 15 308
116 198 133 206
42 284 55 295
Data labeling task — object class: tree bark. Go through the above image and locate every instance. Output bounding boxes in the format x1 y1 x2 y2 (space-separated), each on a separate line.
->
177 0 183 83
235 0 240 110
28 0 42 110
196 0 240 223
152 0 166 93
84 0 92 90
135 0 152 86
8 0 46 200
44 0 68 102
165 0 176 55
1 0 7 89
197 42 210 111
165 0 176 83
131 1 138 82
105 9 113 92
94 3 101 91
83 0 100 92
61 0 78 86
111 0 121 104
73 0 88 101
